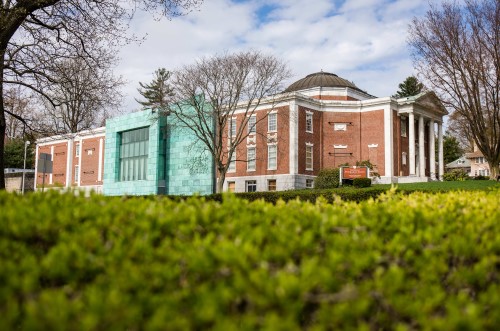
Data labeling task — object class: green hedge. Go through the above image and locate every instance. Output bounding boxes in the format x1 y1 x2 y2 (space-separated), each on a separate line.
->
353 177 371 188
1 189 500 330
314 168 340 189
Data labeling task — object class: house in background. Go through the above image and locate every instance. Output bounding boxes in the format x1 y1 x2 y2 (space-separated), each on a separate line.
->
465 146 492 177
445 156 471 175
223 71 448 192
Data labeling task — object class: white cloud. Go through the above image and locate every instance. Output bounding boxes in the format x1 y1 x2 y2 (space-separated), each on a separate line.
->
116 0 430 112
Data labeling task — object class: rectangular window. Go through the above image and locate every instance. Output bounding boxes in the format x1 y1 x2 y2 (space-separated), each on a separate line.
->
268 179 277 191
246 180 257 192
268 145 277 170
334 123 347 131
306 179 314 188
306 144 313 170
248 115 256 134
74 165 79 183
228 151 236 172
247 147 256 171
402 152 407 165
401 117 407 137
476 157 485 164
229 118 236 138
227 181 235 192
268 113 277 132
75 142 80 157
120 127 149 181
306 112 313 133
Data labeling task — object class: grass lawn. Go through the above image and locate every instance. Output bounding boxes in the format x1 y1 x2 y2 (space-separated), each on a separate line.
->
375 179 500 191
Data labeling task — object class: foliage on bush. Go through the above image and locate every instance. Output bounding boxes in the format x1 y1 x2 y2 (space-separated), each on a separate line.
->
443 169 469 181
473 175 489 180
355 159 380 178
353 177 372 188
314 168 340 189
1 189 500 330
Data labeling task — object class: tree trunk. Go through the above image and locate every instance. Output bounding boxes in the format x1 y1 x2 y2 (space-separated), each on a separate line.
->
0 57 6 190
489 161 499 180
217 169 225 193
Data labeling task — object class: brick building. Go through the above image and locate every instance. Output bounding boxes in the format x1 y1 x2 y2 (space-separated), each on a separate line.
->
223 72 448 192
35 128 105 193
35 72 448 195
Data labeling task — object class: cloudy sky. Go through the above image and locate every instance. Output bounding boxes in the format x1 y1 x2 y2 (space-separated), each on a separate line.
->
117 0 429 113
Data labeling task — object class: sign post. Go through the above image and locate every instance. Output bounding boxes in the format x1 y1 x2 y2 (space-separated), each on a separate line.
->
37 153 53 192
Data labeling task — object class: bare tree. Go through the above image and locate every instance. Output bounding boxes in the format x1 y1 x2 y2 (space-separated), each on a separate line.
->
169 51 291 193
0 0 204 189
3 87 35 138
39 42 124 134
408 0 500 179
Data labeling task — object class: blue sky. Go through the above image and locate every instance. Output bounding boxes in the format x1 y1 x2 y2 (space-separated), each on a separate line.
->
117 0 429 112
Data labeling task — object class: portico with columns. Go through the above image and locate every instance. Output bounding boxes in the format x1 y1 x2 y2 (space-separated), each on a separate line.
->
395 92 447 183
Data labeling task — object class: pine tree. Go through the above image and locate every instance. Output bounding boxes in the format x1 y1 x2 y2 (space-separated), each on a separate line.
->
393 76 425 98
136 68 173 113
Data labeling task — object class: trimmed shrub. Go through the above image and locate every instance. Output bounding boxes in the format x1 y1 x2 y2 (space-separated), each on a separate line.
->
473 175 489 180
314 168 340 189
1 189 500 330
443 169 469 181
353 177 372 188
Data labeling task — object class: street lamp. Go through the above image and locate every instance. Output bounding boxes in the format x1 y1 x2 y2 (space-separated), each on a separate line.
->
22 140 30 195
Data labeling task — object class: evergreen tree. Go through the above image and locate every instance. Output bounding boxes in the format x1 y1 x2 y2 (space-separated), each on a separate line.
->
136 68 173 113
443 135 463 164
3 139 35 169
393 76 424 98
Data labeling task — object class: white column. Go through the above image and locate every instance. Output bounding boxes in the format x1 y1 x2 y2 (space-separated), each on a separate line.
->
438 122 444 180
429 119 435 180
409 112 416 176
98 138 103 182
383 106 393 178
289 101 299 175
66 139 73 188
78 140 82 187
418 115 426 178
49 146 54 184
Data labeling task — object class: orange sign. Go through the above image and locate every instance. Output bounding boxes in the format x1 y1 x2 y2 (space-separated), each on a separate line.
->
342 167 368 179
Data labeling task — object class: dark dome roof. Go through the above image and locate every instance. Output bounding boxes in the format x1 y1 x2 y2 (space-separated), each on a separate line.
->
284 71 362 93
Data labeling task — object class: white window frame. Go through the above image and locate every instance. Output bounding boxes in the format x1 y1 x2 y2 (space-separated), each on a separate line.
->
247 146 256 171
245 180 257 192
268 112 277 132
227 181 235 192
402 152 407 165
229 117 237 138
306 112 313 133
305 143 313 171
334 123 347 131
306 179 314 188
228 151 236 173
75 142 80 157
267 179 277 191
248 115 256 134
401 117 407 137
74 165 79 183
267 144 277 170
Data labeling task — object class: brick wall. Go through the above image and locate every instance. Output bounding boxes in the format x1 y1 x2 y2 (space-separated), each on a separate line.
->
225 106 290 178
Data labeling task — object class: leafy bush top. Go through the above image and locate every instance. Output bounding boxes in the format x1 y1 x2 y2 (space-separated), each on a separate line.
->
1 189 500 330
